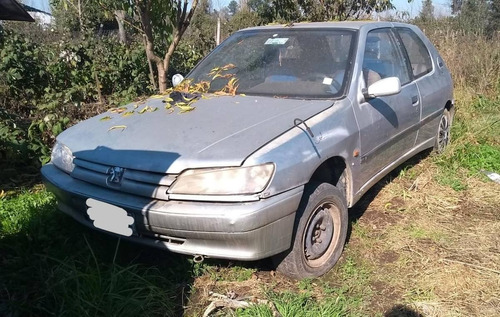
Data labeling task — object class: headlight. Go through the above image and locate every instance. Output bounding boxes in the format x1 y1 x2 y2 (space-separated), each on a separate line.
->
51 141 75 174
169 163 275 195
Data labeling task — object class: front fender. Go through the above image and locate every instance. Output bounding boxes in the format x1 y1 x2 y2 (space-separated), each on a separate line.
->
243 98 359 199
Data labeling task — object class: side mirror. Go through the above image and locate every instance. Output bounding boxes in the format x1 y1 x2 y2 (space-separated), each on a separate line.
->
172 74 184 87
363 77 401 99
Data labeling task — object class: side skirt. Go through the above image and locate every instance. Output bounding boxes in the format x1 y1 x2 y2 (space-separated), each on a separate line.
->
351 137 435 206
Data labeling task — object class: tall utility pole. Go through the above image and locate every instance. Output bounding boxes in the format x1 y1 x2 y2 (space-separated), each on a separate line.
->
216 17 220 45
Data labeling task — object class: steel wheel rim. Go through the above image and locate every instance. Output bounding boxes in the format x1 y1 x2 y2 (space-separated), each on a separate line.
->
303 200 341 268
437 114 450 153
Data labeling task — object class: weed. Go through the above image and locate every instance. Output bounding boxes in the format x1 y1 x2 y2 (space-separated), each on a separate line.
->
267 290 359 317
236 304 274 317
340 257 369 282
404 287 435 302
407 225 448 243
0 187 55 236
298 277 315 291
433 165 468 191
236 290 355 317
350 220 370 240
227 266 257 282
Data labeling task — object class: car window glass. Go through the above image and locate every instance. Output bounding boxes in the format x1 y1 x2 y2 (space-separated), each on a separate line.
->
362 29 411 87
397 28 433 79
188 30 355 98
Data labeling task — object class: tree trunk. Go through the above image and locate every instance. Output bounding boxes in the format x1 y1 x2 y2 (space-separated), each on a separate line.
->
134 0 200 93
157 62 167 93
114 10 128 44
77 0 83 31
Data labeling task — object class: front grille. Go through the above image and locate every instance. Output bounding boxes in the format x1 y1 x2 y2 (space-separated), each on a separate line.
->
71 158 177 200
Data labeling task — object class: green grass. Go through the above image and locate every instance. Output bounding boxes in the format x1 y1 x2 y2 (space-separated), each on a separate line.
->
0 187 55 236
434 94 500 190
236 289 361 317
404 287 436 302
0 188 193 316
407 225 448 244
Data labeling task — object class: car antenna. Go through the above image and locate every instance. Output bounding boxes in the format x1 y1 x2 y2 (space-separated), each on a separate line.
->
294 118 314 138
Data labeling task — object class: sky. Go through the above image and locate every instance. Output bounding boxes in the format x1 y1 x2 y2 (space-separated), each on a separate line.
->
212 0 452 18
21 0 52 14
18 0 451 19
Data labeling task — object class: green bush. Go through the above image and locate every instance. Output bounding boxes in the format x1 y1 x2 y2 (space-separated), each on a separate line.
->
0 27 157 165
0 108 29 163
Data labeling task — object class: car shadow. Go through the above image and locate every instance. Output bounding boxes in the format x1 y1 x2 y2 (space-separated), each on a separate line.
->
384 304 424 317
0 204 195 316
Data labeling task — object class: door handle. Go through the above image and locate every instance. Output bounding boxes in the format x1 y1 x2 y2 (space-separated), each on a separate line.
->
412 95 419 106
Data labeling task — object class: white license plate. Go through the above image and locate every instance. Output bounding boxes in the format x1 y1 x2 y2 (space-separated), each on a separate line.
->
86 199 134 237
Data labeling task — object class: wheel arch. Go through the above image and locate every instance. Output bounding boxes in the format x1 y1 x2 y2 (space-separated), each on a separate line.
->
308 156 353 207
445 100 455 114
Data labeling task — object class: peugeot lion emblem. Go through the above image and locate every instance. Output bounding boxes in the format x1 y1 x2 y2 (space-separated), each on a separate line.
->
106 166 124 186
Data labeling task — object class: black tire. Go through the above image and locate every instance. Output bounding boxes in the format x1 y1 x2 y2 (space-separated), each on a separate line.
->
434 108 453 154
274 182 348 279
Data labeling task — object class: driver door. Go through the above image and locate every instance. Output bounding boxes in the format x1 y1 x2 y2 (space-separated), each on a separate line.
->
354 28 421 185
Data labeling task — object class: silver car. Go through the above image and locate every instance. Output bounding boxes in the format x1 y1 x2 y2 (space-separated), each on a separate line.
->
41 21 454 279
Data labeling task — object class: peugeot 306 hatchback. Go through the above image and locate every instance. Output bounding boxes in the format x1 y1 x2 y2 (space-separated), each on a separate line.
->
42 21 454 279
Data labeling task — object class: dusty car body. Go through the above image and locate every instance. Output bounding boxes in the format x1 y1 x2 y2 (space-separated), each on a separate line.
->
42 21 454 278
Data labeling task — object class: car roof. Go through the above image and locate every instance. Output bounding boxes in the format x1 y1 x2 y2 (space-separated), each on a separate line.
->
241 21 415 32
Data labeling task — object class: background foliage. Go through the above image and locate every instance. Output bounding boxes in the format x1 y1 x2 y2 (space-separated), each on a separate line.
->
0 0 499 184
0 1 500 316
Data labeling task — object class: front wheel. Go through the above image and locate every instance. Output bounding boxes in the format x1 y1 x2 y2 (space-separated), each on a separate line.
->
274 183 348 279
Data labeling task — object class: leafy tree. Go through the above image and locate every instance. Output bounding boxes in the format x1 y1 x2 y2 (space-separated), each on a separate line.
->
51 0 109 31
228 0 239 15
132 0 200 92
247 0 274 23
457 0 489 33
486 0 500 36
244 0 395 23
226 9 262 33
185 0 217 55
273 0 300 21
420 0 435 21
297 0 395 21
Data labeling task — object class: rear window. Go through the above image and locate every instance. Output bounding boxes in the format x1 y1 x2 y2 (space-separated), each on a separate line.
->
397 28 433 79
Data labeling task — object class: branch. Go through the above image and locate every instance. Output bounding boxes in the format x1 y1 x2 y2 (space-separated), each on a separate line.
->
179 0 188 30
163 0 199 68
135 0 162 64
202 292 281 317
184 0 198 30
96 2 144 34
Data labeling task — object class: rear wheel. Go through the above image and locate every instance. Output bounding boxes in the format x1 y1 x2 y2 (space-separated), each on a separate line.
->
274 182 348 279
434 108 453 153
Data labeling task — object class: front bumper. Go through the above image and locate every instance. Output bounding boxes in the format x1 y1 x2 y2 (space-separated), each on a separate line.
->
41 164 303 261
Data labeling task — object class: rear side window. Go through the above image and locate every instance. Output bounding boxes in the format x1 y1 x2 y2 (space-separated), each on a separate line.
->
397 28 433 79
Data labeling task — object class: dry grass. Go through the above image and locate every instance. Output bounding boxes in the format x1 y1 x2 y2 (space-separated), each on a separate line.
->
351 155 500 316
420 24 500 96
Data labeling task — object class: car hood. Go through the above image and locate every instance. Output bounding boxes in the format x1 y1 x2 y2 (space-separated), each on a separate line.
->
58 94 334 174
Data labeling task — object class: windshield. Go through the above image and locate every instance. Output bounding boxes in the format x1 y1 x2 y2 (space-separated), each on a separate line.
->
188 29 356 98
